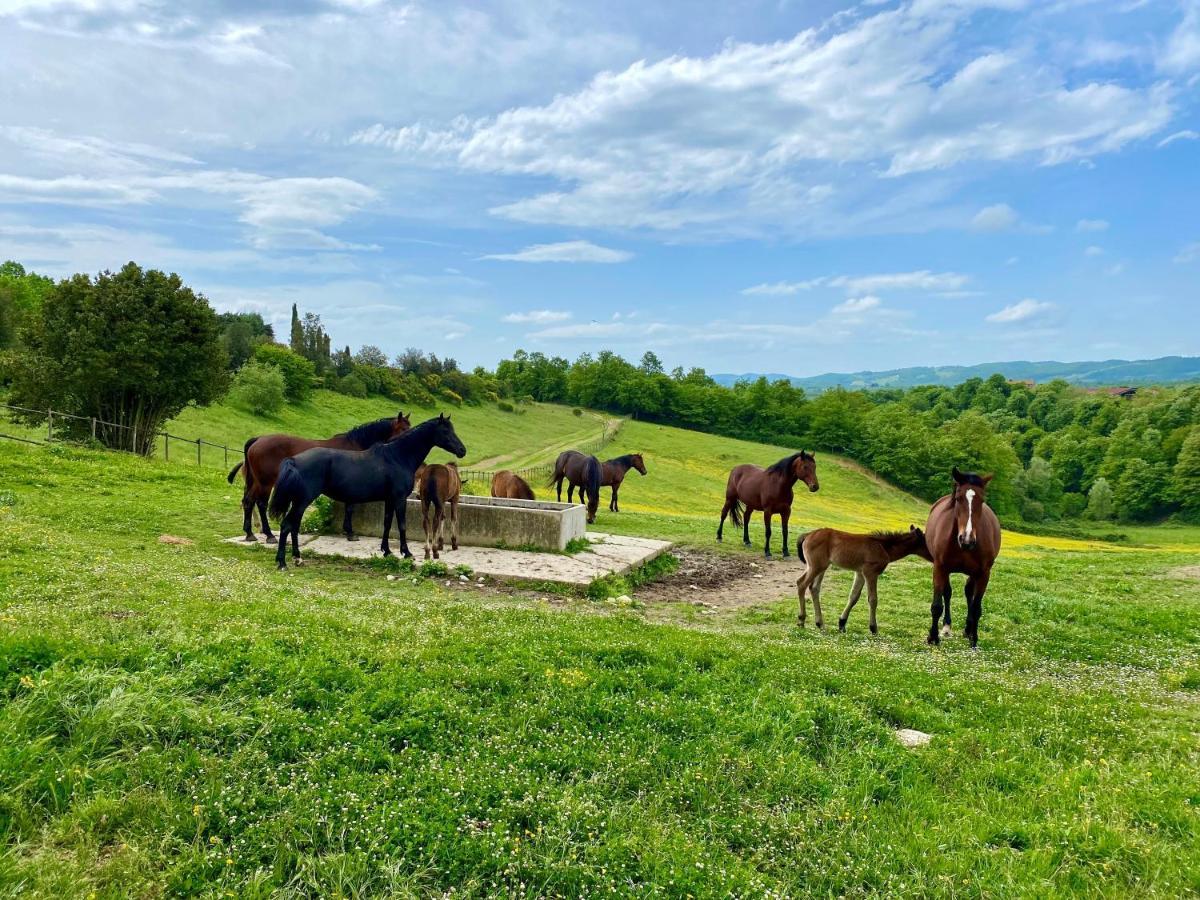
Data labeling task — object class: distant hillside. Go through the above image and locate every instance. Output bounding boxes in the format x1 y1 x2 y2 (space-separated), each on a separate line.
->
713 356 1200 391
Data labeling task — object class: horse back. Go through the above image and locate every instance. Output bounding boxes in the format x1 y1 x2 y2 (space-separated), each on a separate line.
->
248 434 319 488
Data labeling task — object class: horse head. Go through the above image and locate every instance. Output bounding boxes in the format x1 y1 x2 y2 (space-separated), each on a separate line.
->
434 413 467 459
951 466 993 550
630 453 647 476
793 451 819 493
908 524 934 561
391 411 411 438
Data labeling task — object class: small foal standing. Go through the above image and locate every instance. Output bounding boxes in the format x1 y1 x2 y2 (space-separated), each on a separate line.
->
601 453 647 512
795 526 932 632
420 461 462 560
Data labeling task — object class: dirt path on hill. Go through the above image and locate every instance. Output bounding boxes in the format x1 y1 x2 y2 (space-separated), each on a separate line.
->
636 547 803 610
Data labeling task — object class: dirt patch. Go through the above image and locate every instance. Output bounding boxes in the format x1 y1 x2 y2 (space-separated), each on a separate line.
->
158 534 194 546
636 547 801 610
1170 565 1200 580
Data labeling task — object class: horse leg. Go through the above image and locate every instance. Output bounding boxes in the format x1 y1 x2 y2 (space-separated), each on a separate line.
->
929 565 950 645
275 509 289 569
397 494 413 558
344 503 358 541
965 573 989 649
257 493 276 543
555 478 563 503
290 509 303 565
780 509 791 558
839 572 865 632
763 511 773 558
450 500 459 551
810 571 826 630
241 490 256 541
610 485 618 512
796 567 814 627
381 500 394 558
945 578 967 638
866 570 881 635
717 499 732 541
743 508 753 547
567 482 576 503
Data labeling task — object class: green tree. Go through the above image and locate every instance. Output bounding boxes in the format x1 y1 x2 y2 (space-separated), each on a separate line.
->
231 360 285 415
1172 428 1200 520
1114 459 1169 522
1086 477 1115 520
289 303 304 354
253 343 315 402
0 260 54 349
9 263 227 454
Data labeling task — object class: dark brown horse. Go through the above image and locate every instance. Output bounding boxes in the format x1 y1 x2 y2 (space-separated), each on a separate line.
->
420 462 461 560
548 450 603 523
925 467 1001 648
795 526 932 632
491 470 536 500
228 412 410 543
717 451 819 557
601 453 647 511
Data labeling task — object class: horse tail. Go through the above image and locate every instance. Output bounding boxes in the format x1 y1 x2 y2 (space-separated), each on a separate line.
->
268 458 300 521
729 499 744 528
228 437 258 483
585 456 602 507
424 467 443 515
546 454 564 487
796 532 809 563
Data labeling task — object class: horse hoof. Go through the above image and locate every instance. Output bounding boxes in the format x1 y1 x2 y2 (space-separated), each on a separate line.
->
346 534 359 542
264 536 277 545
941 624 952 637
242 535 257 543
869 625 878 635
927 633 940 646
293 558 303 567
838 620 846 633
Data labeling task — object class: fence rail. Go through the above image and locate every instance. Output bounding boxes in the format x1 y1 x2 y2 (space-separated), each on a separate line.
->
0 402 242 468
0 404 624 485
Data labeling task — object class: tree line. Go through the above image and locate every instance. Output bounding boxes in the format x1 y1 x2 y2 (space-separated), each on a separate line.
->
2 261 1197 524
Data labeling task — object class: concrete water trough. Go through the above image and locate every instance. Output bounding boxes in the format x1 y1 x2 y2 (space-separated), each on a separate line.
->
332 495 587 552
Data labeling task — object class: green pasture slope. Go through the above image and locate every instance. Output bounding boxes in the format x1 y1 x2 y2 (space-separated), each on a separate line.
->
1 399 1199 897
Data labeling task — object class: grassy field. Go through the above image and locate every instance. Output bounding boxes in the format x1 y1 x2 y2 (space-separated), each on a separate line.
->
1 401 1199 897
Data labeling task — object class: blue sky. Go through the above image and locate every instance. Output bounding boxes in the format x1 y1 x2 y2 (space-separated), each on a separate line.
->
2 0 1198 375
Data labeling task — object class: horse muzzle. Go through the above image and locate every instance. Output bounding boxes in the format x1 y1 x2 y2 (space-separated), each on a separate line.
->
958 535 978 550
808 482 820 493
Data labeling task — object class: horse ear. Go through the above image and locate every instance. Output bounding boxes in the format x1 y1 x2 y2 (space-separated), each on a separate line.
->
982 473 994 486
952 466 965 483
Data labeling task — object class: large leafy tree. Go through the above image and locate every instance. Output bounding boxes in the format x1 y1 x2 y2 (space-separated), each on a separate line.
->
10 262 227 454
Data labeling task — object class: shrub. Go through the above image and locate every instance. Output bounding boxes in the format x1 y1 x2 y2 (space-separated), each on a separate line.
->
230 361 285 415
573 408 583 417
300 496 335 534
1086 477 1115 520
497 400 515 413
443 389 463 406
334 372 368 398
1060 491 1087 519
253 343 315 402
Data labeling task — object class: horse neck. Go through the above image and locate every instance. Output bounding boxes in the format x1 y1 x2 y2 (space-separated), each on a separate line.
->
382 422 441 466
883 536 921 562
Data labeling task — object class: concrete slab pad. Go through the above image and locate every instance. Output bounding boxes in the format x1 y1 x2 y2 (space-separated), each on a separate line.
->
223 531 673 587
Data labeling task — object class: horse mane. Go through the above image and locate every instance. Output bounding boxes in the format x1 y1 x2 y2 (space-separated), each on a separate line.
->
376 416 439 451
870 529 919 545
606 454 638 467
956 471 988 487
767 452 805 476
339 416 398 448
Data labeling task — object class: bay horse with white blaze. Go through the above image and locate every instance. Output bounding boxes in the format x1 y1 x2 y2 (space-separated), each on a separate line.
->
925 467 1001 648
548 450 603 523
717 451 819 557
795 526 932 632
601 453 647 511
268 414 466 569
228 412 410 543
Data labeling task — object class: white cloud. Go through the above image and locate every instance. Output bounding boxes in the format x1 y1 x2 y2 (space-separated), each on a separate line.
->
831 295 882 315
1084 245 1104 256
480 240 631 263
502 309 572 324
1075 218 1109 232
1175 241 1200 263
970 203 1019 232
1158 129 1199 147
359 3 1174 234
1160 0 1200 74
985 298 1055 323
741 270 967 295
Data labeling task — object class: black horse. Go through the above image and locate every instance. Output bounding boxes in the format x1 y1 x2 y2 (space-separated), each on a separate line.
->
268 414 466 569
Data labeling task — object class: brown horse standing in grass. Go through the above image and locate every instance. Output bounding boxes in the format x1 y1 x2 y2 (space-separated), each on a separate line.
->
601 453 647 511
229 412 410 543
420 461 462 560
491 470 536 500
795 526 932 632
549 450 603 523
717 451 819 557
926 467 1001 648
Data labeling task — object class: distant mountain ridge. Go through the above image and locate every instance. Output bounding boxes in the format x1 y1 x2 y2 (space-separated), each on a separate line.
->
712 356 1200 391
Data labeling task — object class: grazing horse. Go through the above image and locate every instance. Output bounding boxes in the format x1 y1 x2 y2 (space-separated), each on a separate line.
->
268 414 466 569
421 462 461 560
601 453 647 512
795 526 932 632
228 412 410 543
926 467 1001 648
716 451 819 557
491 470 536 500
548 450 603 523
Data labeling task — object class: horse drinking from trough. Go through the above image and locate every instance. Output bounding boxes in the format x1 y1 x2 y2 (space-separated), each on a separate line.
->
548 450 603 523
925 467 1001 648
268 414 466 570
228 412 410 543
420 462 461 560
716 451 819 557
601 453 647 512
491 470 536 500
795 526 932 632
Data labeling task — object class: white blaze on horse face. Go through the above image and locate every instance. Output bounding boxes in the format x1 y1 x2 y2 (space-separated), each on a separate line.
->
964 488 977 544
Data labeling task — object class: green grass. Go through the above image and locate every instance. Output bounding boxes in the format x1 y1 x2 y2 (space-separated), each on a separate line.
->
1 427 1199 897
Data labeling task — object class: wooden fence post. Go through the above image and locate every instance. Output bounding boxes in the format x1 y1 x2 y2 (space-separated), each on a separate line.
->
224 445 228 467
47 409 53 441
196 438 201 465
165 434 169 460
91 417 97 441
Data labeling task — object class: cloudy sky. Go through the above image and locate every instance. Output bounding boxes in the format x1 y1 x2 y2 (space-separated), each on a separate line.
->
2 0 1198 375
